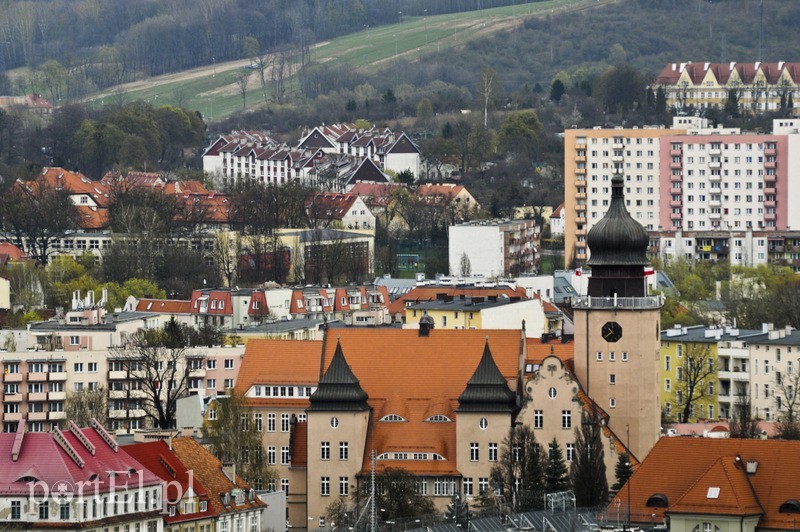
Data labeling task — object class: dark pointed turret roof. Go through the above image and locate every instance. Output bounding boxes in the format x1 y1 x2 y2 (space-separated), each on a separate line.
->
586 173 649 266
457 342 517 412
308 341 369 412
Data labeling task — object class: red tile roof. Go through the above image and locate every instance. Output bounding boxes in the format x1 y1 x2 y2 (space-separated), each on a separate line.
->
387 285 528 316
235 339 323 407
0 242 27 261
615 438 800 529
171 437 265 516
349 182 402 208
39 167 111 206
136 298 193 314
306 193 359 220
124 440 216 523
321 329 523 475
655 61 800 86
525 338 574 365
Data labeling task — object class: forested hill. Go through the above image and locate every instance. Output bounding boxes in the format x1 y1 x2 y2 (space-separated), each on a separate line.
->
0 0 529 83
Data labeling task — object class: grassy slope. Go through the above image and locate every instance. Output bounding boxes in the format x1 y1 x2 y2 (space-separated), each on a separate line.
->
82 0 614 120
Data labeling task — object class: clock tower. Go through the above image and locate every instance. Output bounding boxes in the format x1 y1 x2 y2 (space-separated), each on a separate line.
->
573 172 662 461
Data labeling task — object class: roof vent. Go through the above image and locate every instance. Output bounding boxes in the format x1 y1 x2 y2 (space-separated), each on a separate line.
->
419 313 434 337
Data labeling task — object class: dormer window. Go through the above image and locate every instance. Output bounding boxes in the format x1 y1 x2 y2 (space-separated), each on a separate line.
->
780 500 800 514
426 415 451 422
380 414 405 422
646 493 669 508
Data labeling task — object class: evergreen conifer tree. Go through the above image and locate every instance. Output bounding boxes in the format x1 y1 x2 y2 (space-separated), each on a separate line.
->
610 452 633 498
569 420 609 507
544 438 569 493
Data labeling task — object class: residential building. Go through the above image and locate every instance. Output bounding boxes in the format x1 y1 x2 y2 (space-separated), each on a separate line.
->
403 295 546 338
652 61 800 113
306 192 376 231
124 439 217 531
386 283 528 323
0 93 53 116
659 325 759 423
202 125 420 188
171 437 265 532
612 437 800 531
563 123 686 264
415 183 480 217
549 203 565 237
659 131 800 233
0 342 245 434
449 219 541 277
0 419 164 530
747 324 800 423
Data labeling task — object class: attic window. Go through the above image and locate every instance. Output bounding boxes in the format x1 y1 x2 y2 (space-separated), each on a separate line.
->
780 500 800 514
706 487 720 499
646 494 669 508
426 415 451 423
380 414 405 422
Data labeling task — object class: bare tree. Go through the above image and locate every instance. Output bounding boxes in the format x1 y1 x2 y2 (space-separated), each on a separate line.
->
65 386 108 427
459 253 472 277
213 232 241 288
674 343 716 422
775 368 800 439
729 393 760 439
203 390 277 490
235 70 250 109
110 318 192 429
476 67 502 128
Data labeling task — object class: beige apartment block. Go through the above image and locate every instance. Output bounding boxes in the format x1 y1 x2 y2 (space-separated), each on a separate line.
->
563 126 685 266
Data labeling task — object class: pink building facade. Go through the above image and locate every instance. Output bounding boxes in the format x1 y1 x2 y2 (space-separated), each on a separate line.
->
659 134 790 232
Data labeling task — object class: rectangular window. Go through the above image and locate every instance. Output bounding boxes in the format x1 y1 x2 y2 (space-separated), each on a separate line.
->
339 442 349 461
464 478 473 496
70 335 80 346
224 359 234 369
566 443 575 462
665 356 671 371
60 502 70 520
11 501 21 520
321 441 330 461
609 374 616 385
281 446 289 465
478 478 489 495
74 363 83 372
321 477 330 496
562 410 572 429
534 410 543 429
339 477 349 496
39 502 49 519
268 413 276 432
268 446 276 465
488 443 498 462
254 413 262 432
470 443 479 462
281 413 290 432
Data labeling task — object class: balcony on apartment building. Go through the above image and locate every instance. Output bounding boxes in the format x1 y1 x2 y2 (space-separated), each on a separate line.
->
765 187 776 195
48 411 66 421
764 174 777 183
708 161 721 169
27 372 47 382
709 199 721 208
765 212 777 221
709 173 721 182
765 148 777 156
575 167 586 175
670 200 682 207
670 212 682 220
765 161 777 169
3 393 22 403
576 216 586 225
3 412 23 422
612 142 624 150
48 391 66 401
670 173 683 182
575 155 586 162
49 372 67 382
765 200 776 207
2 373 22 383
575 143 586 150
28 411 48 422
576 192 587 200
709 148 722 156
576 204 586 212
669 161 682 169
670 148 683 156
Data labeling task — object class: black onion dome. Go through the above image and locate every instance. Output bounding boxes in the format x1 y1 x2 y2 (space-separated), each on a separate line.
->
587 173 649 266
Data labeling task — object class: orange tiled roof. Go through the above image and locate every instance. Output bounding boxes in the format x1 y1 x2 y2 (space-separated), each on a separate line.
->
0 242 27 261
235 339 323 406
75 206 109 230
306 192 359 220
388 286 528 316
415 184 464 199
164 180 210 195
171 437 265 516
525 338 574 365
322 329 522 475
135 298 193 314
39 167 111 206
615 438 800 528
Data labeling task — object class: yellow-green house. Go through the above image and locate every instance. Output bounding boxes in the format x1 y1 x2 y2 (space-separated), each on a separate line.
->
660 325 722 423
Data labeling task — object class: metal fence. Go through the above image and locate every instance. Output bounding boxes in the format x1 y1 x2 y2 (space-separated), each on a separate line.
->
572 295 663 310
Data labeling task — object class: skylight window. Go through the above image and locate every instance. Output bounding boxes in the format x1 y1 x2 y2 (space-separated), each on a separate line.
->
706 487 720 499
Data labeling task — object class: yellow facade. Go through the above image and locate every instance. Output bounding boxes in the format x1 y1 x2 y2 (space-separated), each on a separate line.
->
404 307 482 330
660 338 720 423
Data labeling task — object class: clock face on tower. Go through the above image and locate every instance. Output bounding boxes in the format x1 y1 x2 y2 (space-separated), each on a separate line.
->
601 321 623 342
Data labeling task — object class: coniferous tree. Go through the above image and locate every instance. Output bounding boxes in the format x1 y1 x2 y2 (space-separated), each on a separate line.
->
544 438 569 493
489 425 546 513
569 420 609 507
610 452 633 498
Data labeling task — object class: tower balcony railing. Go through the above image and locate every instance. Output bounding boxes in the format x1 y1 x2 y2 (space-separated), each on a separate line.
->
572 294 664 310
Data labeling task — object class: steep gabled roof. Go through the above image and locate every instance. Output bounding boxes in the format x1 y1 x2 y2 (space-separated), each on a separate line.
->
457 342 517 413
308 341 369 412
342 157 391 186
386 132 420 154
669 457 762 517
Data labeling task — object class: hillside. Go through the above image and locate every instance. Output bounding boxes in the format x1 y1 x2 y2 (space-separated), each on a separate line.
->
78 0 609 120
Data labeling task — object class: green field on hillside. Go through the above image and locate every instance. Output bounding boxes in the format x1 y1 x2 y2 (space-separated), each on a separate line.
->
82 0 612 120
